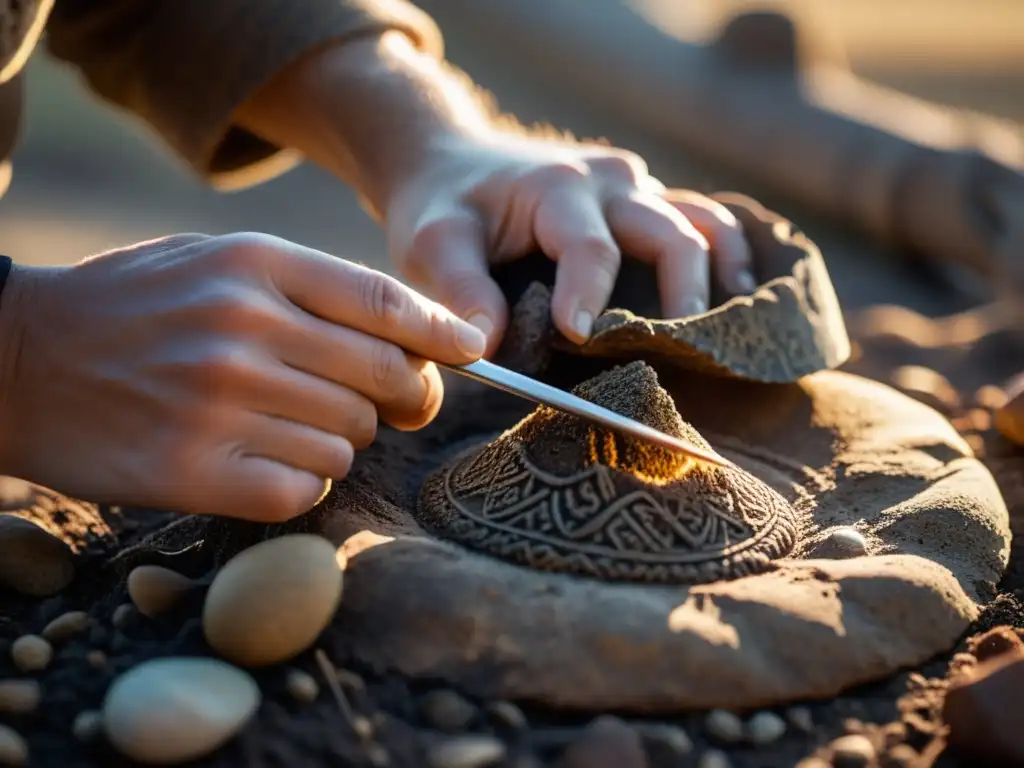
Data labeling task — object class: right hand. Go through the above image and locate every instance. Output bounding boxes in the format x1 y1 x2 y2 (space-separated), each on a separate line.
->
0 233 486 522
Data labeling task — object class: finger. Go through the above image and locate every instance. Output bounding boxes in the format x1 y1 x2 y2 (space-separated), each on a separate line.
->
534 185 621 343
275 315 444 432
241 414 355 481
605 191 710 318
215 457 337 524
662 189 756 295
261 236 487 365
398 208 509 357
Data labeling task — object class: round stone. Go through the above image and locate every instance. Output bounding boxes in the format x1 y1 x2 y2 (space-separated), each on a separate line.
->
746 711 786 745
102 657 260 764
111 603 133 628
42 611 90 643
705 710 744 744
0 515 74 597
813 527 869 559
426 735 507 768
11 635 52 673
418 363 798 586
697 750 732 768
203 534 344 667
0 724 27 766
0 680 40 715
72 710 102 743
561 716 646 768
284 669 319 703
127 565 193 618
420 689 477 732
831 734 876 767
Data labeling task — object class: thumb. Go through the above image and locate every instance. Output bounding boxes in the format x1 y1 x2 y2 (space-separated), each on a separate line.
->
402 209 509 356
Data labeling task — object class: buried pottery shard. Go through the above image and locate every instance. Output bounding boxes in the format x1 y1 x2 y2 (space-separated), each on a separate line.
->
418 362 798 585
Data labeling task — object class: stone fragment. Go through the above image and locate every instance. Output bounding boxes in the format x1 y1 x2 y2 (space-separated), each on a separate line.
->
746 710 786 745
127 565 193 618
0 724 27 766
890 365 960 415
560 716 647 768
786 706 814 733
696 749 731 768
943 649 1024 765
11 635 52 673
203 534 344 667
830 734 876 768
72 710 102 743
420 689 477 732
813 527 869 559
0 515 75 596
484 700 527 730
0 680 40 715
102 657 260 764
41 611 90 643
705 710 744 744
284 669 319 703
427 735 507 768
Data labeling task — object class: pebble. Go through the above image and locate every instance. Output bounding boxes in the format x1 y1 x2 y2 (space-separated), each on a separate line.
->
746 710 786 745
111 603 133 628
284 668 319 703
561 716 647 768
426 735 507 768
0 479 34 511
11 635 52 673
943 649 1024 764
697 749 731 768
786 706 814 733
891 365 960 414
830 734 876 768
0 723 27 766
86 650 107 669
127 565 193 618
72 710 103 743
815 527 869 559
0 515 75 596
636 723 693 756
485 700 527 730
420 689 478 732
0 680 41 715
102 656 260 764
203 534 344 667
42 611 90 643
704 709 744 744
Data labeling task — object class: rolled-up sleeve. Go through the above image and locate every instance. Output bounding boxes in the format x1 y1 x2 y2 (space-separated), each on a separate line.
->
45 0 443 189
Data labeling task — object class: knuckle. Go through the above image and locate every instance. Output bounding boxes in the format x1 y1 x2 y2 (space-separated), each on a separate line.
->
210 232 285 270
592 150 647 182
533 160 590 188
577 236 621 272
195 284 283 337
359 270 410 330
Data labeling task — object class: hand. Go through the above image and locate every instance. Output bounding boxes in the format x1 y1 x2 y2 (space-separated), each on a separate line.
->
0 234 485 522
385 135 756 353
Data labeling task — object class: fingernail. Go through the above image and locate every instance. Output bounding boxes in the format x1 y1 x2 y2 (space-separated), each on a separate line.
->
456 315 488 358
572 308 594 340
465 312 493 339
736 270 757 294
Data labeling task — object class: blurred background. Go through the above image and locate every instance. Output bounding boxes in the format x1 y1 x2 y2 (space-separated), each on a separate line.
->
0 0 1020 321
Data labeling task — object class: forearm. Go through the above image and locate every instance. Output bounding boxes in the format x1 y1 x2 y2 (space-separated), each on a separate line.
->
234 31 500 219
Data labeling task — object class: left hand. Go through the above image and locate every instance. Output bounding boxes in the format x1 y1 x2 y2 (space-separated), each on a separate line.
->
385 135 756 354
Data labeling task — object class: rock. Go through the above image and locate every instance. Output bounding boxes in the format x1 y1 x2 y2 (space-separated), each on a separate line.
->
102 657 260 764
786 706 814 733
697 750 731 768
886 744 918 767
42 611 90 643
485 700 527 730
746 710 786 745
0 515 75 596
11 635 52 673
705 710 744 744
0 724 27 766
635 723 692 756
127 565 193 618
561 716 647 768
420 689 478 732
111 604 133 628
814 527 869 559
943 650 1024 764
0 680 40 715
72 710 102 743
203 534 344 667
427 735 507 768
284 669 319 703
0 478 34 511
830 734 876 768
86 650 107 669
890 365 960 415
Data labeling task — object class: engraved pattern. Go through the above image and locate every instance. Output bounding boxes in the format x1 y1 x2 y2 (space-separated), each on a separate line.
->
419 444 798 585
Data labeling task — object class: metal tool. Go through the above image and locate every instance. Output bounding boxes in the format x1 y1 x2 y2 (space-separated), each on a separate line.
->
441 359 734 469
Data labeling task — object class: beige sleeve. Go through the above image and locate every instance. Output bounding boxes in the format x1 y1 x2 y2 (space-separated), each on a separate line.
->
45 0 443 189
